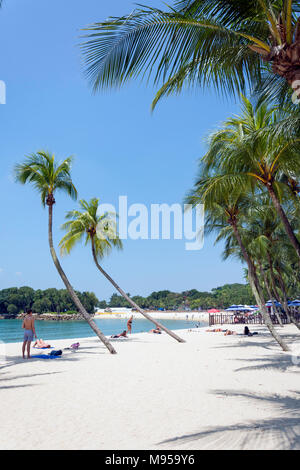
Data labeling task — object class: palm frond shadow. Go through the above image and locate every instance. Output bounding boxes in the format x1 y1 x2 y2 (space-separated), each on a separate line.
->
157 390 300 450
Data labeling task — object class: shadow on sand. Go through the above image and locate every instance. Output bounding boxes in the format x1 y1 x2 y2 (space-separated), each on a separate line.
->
157 390 300 450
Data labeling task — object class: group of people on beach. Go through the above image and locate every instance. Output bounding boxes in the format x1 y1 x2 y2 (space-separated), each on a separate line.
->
110 315 162 338
21 311 164 358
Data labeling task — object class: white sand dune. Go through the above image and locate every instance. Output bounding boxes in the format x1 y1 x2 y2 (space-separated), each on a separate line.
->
1 324 300 450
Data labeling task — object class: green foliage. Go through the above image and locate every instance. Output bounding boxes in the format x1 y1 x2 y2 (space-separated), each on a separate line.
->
105 283 255 310
0 287 100 315
80 0 300 108
14 151 77 206
60 197 122 260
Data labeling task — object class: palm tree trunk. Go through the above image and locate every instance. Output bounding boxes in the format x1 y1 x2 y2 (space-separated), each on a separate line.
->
276 265 300 331
231 223 289 351
268 186 300 264
91 237 185 343
258 261 283 327
48 202 117 354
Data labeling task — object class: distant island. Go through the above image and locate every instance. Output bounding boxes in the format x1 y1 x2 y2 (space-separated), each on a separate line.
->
0 283 255 315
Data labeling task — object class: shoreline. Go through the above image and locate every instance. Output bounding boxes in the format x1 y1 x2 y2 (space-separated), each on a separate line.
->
1 324 300 450
0 310 210 322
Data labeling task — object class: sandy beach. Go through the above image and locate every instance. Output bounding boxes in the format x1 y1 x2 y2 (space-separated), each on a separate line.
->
1 324 300 450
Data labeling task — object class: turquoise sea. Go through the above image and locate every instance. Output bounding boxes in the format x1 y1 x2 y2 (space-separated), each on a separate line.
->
0 318 204 344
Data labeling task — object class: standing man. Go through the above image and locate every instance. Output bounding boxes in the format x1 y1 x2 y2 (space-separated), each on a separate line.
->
22 309 37 359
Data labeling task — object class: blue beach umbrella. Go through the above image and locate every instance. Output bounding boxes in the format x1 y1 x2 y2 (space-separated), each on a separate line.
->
290 300 300 307
265 300 281 307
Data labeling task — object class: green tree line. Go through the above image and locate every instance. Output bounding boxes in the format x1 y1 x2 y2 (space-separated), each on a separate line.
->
105 283 255 310
0 287 99 315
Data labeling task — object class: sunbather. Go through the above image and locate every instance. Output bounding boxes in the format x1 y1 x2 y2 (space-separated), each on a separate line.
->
111 330 128 339
206 328 226 333
224 330 237 336
34 339 51 349
149 327 162 334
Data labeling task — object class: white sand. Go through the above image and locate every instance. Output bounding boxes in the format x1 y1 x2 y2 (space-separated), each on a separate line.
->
1 324 300 450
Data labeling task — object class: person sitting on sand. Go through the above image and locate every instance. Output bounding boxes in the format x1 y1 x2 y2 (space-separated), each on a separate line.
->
244 326 258 337
127 315 133 335
34 339 51 349
149 327 162 334
111 330 128 339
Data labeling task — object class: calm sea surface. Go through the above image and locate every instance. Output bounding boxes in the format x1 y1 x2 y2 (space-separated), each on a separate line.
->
0 318 205 344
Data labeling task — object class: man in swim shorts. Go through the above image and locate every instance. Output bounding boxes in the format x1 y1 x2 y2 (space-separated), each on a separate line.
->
22 309 37 359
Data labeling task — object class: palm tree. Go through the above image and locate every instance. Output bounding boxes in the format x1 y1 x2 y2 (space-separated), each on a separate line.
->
81 0 300 109
202 96 300 264
186 177 290 351
14 151 117 355
59 198 185 343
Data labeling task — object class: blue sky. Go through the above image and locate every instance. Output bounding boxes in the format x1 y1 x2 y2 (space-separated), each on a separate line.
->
0 0 245 301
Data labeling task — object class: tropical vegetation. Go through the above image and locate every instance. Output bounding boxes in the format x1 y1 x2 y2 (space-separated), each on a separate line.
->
186 96 300 351
0 287 99 316
81 0 300 109
14 151 116 354
59 198 185 343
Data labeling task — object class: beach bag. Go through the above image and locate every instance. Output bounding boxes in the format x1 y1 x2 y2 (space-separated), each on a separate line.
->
50 350 62 357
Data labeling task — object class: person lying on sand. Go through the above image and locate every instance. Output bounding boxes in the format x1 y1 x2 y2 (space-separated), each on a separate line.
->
111 330 128 339
34 339 51 349
244 326 258 337
149 327 162 334
224 330 237 336
206 328 226 333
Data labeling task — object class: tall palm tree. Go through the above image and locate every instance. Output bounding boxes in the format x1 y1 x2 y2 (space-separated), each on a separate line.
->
202 96 300 264
59 198 185 343
81 0 300 108
186 178 290 351
14 151 117 355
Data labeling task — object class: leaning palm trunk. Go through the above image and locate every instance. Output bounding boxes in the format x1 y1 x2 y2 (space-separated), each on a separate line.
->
258 262 283 327
91 237 185 343
268 186 300 265
231 223 289 351
48 200 117 354
276 266 300 331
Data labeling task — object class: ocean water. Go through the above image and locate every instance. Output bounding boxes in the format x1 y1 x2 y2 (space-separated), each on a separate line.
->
0 318 204 344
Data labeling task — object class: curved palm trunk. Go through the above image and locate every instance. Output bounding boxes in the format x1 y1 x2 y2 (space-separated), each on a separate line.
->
91 237 185 343
276 266 300 331
258 261 283 327
268 186 300 264
231 223 289 351
48 202 117 354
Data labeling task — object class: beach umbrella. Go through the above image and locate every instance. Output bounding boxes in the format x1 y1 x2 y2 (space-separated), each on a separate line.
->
207 308 221 313
265 300 281 307
226 306 249 311
290 300 300 306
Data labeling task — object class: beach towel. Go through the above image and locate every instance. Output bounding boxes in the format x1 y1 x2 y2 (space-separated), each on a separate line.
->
33 350 62 359
33 354 61 360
